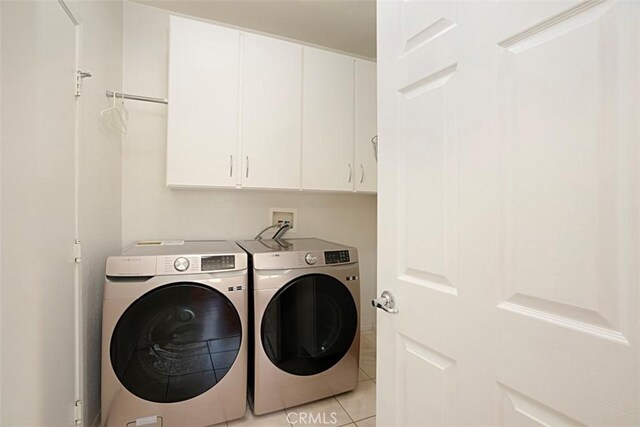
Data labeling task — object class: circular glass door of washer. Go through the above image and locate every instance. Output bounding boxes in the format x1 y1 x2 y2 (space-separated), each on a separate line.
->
110 283 242 403
261 273 358 376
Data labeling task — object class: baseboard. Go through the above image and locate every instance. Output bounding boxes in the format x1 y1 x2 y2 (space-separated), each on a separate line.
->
90 410 101 427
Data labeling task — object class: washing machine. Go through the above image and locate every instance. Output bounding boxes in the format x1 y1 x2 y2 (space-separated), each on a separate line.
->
236 238 360 415
102 240 248 427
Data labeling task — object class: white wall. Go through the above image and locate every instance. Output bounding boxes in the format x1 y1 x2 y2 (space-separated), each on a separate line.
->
122 1 378 330
1 1 122 426
67 1 124 426
1 2 78 425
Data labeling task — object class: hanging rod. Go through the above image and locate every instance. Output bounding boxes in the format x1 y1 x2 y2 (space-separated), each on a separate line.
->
105 90 168 105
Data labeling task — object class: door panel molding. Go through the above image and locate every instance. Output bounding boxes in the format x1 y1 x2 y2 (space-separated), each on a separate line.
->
403 18 456 58
498 295 628 344
397 334 458 427
498 0 610 53
497 0 633 344
397 66 458 295
499 383 585 427
398 63 457 99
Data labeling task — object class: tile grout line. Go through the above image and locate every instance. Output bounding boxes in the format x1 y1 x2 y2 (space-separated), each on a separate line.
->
285 407 294 427
359 368 371 382
356 415 376 425
340 378 377 423
361 334 375 344
335 394 356 426
360 336 377 373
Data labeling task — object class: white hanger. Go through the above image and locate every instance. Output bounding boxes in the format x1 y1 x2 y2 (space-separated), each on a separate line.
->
100 92 129 134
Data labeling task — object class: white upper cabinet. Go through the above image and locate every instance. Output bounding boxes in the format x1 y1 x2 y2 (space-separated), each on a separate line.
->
301 47 355 192
354 60 377 193
241 34 302 190
167 16 240 188
166 16 376 193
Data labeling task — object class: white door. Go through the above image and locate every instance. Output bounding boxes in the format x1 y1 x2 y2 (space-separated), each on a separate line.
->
241 34 302 190
167 16 240 188
1 1 79 425
302 47 355 192
354 59 378 193
376 0 639 425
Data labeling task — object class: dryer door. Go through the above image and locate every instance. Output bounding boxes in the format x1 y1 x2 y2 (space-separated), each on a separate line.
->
261 273 358 376
110 283 242 403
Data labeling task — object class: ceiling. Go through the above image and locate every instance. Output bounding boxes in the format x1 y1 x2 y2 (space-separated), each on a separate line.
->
133 0 377 59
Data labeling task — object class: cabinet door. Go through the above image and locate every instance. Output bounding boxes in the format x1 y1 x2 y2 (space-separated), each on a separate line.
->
354 60 377 193
301 47 355 191
167 16 240 188
241 34 302 190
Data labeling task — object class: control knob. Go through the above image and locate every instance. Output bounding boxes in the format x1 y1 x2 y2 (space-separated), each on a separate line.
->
305 253 318 265
174 257 190 272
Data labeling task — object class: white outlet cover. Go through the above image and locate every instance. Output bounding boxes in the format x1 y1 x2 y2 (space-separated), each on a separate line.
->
269 208 298 232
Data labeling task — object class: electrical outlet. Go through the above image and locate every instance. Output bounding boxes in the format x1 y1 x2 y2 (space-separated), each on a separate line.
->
269 208 297 232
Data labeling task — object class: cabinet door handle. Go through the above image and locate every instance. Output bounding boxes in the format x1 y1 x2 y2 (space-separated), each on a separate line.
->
360 164 364 183
229 155 233 177
348 163 352 183
246 156 249 178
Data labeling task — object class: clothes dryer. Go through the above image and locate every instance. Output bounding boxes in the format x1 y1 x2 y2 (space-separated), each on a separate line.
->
102 240 248 426
236 238 360 415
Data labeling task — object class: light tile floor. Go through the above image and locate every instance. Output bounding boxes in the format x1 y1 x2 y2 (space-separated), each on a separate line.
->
221 329 377 427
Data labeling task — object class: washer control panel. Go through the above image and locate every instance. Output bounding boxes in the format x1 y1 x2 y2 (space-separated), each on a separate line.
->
106 245 248 277
158 254 239 275
201 255 235 271
324 250 350 264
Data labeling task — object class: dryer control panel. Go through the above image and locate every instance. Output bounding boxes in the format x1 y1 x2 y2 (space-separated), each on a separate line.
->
236 238 358 270
324 250 350 264
250 248 357 270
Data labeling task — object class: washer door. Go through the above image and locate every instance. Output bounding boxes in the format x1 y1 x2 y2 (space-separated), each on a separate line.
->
110 283 241 403
261 273 358 376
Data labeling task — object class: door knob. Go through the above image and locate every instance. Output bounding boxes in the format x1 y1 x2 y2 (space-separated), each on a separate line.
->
372 291 398 314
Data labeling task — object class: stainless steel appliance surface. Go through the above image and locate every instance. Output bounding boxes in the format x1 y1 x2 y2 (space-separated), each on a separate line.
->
237 238 361 415
102 240 248 427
